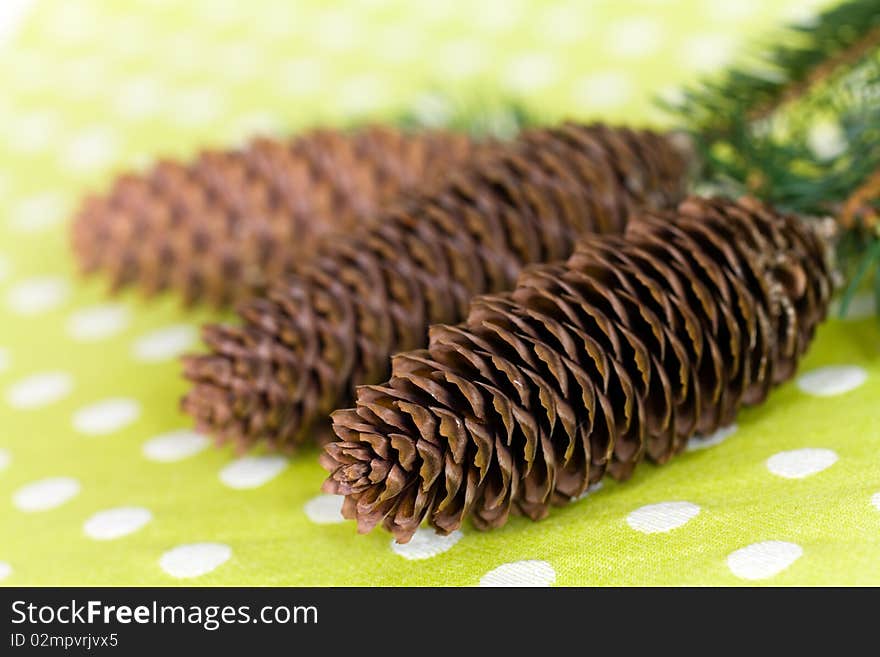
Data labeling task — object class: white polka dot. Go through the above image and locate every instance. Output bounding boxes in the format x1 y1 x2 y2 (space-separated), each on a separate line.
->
797 365 867 396
56 57 107 100
679 34 734 72
574 481 604 501
0 347 8 373
410 0 451 21
572 72 633 111
219 455 288 489
374 25 420 63
626 501 701 534
84 506 152 540
45 2 96 43
657 85 685 108
0 561 10 581
303 494 345 524
132 324 197 362
227 112 283 146
727 541 803 580
480 560 556 587
337 74 389 116
278 57 323 97
167 88 226 127
61 126 119 172
66 304 130 341
13 476 80 512
143 429 210 462
0 447 10 471
253 2 302 38
159 543 231 579
124 152 153 172
104 16 150 59
72 398 140 436
784 0 825 26
410 93 454 128
503 53 559 93
114 76 164 119
391 528 463 560
158 33 203 75
872 492 880 511
0 97 12 116
808 120 847 160
605 18 664 58
6 111 60 154
5 49 46 91
704 0 758 21
832 291 876 320
766 448 837 479
5 371 73 409
435 39 489 80
0 0 35 45
537 5 589 44
474 0 522 32
687 424 737 451
312 9 359 51
8 192 67 233
195 0 239 26
214 42 263 82
6 276 70 315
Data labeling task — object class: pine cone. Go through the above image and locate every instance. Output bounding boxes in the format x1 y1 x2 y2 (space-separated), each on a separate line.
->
71 126 476 306
322 196 834 542
182 123 690 450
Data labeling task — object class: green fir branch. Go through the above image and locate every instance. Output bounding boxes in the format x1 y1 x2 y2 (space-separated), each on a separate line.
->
662 0 880 319
667 0 880 137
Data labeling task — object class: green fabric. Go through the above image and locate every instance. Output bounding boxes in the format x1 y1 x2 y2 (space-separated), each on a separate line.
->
1 0 878 587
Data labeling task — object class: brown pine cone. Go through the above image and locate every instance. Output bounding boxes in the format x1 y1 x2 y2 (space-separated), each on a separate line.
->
182 123 690 450
322 196 834 542
71 126 476 306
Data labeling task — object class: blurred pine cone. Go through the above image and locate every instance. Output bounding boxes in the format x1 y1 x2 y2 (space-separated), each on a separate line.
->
322 196 834 542
182 122 690 450
71 126 476 306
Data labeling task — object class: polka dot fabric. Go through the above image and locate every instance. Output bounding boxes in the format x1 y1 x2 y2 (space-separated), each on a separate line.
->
1 0 878 586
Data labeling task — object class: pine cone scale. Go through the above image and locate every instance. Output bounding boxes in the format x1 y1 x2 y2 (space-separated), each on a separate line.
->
73 127 480 306
183 124 689 448
324 197 833 542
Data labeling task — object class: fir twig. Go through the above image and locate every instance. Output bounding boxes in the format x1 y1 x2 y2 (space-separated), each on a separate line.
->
665 0 880 137
841 166 880 229
662 0 880 318
749 22 880 122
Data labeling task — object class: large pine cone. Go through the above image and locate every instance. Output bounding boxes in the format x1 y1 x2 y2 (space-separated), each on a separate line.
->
182 123 690 450
322 196 834 542
71 126 476 306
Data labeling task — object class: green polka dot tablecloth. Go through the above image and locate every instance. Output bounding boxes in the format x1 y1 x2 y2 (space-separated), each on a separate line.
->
1 0 878 587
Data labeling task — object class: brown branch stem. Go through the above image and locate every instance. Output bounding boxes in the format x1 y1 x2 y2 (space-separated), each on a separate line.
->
840 167 880 230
